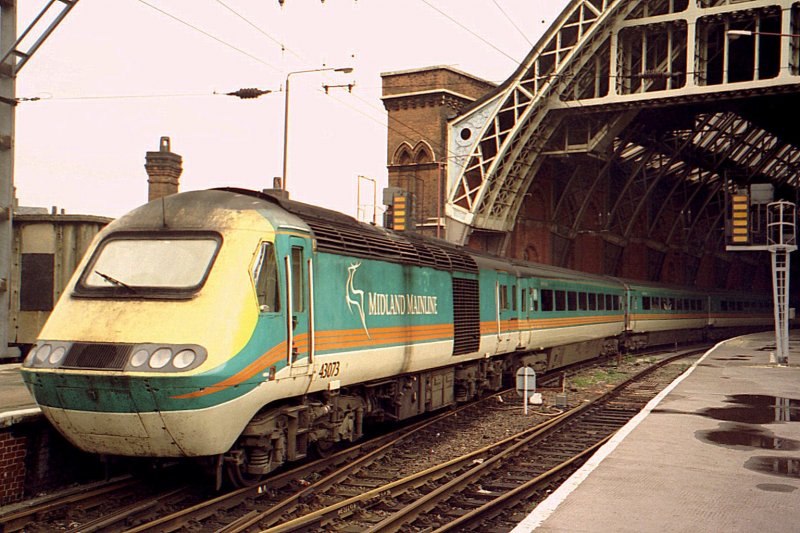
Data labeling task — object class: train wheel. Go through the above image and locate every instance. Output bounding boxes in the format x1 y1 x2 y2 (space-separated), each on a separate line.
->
225 446 270 488
310 438 337 459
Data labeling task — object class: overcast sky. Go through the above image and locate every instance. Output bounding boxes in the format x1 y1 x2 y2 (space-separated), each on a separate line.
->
14 0 567 220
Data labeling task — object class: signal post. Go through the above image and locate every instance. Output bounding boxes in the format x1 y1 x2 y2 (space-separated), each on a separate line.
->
726 184 796 364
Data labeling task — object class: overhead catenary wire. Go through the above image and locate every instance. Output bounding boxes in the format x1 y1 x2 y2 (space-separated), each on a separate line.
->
491 0 533 46
419 0 521 65
30 1 517 172
131 0 519 163
135 0 281 72
212 0 305 62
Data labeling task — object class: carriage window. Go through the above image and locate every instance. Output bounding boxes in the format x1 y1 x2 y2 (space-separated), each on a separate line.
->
676 299 684 311
541 289 554 311
291 246 304 312
499 284 509 310
597 293 606 311
555 290 566 311
642 296 650 310
512 285 518 311
588 293 597 310
605 294 613 310
253 242 280 312
568 291 577 311
579 292 588 310
529 288 539 311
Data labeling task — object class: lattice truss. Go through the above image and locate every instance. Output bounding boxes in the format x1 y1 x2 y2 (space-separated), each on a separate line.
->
446 0 800 243
606 112 800 252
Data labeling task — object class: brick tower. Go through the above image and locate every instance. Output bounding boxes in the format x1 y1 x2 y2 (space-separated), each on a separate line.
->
381 66 494 235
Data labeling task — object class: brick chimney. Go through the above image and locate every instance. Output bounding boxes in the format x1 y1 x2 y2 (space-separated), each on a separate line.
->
145 136 182 201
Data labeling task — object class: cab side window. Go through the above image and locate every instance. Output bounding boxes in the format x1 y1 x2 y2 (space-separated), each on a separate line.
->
253 242 280 312
291 246 305 312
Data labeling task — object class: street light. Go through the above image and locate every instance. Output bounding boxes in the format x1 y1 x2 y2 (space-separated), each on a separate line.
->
727 29 800 38
282 66 353 192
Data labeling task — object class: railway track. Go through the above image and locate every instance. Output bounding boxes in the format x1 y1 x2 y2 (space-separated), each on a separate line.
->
0 475 168 533
364 350 701 532
123 390 530 532
120 348 699 532
1 347 699 532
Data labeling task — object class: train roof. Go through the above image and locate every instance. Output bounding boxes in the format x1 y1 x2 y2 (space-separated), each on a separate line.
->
218 190 623 287
196 189 769 298
217 188 480 274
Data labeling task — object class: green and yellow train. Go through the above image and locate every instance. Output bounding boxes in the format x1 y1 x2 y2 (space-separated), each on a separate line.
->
20 188 772 486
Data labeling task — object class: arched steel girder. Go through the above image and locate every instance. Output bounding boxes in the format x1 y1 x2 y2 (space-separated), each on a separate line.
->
446 0 642 243
447 0 800 247
645 115 723 242
680 181 726 251
603 143 659 235
660 168 714 244
566 132 638 233
551 165 585 230
620 138 698 240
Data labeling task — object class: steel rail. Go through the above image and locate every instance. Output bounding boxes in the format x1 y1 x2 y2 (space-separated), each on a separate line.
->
125 396 501 533
0 476 139 533
259 411 573 533
362 349 701 532
431 435 613 532
64 487 184 533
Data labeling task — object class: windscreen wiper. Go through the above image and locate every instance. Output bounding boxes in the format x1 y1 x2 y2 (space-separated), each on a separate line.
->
95 270 137 293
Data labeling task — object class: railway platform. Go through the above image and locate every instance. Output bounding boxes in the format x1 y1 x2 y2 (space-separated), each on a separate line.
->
0 363 39 427
514 330 800 533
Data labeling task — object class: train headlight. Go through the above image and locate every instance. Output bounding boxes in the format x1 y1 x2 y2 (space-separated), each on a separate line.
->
130 349 149 368
24 341 72 368
123 344 208 372
173 349 196 369
149 348 172 369
35 344 51 363
48 346 66 365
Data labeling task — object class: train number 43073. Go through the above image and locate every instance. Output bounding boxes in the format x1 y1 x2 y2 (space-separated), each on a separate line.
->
319 361 340 379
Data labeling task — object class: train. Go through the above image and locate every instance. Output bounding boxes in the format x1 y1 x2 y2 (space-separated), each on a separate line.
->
20 188 773 487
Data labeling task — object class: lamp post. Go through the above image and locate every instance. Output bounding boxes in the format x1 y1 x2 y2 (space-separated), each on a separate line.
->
727 29 800 38
282 66 353 192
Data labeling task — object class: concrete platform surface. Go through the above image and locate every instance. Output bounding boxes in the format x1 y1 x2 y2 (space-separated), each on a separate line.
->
0 364 40 428
515 331 800 533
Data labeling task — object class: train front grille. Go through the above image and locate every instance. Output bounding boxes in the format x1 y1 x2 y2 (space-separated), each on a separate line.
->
62 343 132 370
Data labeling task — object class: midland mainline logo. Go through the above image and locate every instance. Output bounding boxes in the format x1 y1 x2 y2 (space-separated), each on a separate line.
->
346 263 439 337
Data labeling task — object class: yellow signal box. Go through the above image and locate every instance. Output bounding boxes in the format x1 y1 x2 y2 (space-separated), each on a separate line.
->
730 193 749 244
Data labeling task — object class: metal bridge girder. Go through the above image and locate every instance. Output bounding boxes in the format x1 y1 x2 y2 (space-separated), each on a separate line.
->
446 0 800 247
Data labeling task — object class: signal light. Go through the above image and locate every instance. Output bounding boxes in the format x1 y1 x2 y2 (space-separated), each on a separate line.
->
730 193 750 244
393 194 407 231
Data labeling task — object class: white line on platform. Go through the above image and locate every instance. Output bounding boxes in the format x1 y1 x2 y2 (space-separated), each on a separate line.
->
511 343 724 532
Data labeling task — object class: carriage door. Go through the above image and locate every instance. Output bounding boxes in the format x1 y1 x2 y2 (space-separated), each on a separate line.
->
518 279 532 350
495 271 518 353
286 236 314 376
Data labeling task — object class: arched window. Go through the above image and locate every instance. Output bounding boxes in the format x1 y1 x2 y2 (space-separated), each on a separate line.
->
393 143 413 166
413 141 434 164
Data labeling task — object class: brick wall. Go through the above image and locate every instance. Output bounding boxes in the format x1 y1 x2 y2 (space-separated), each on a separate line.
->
0 429 27 505
382 66 495 230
